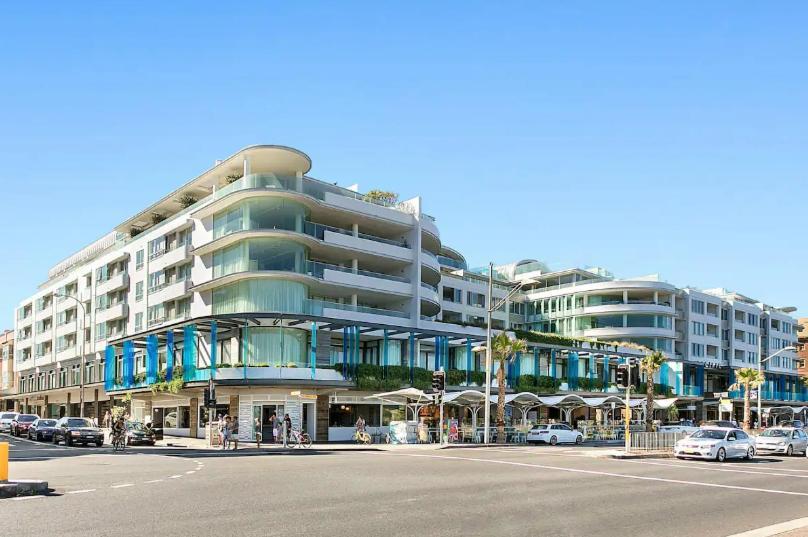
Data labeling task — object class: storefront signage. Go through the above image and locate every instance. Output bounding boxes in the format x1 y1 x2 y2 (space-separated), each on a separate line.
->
286 400 302 431
238 400 252 441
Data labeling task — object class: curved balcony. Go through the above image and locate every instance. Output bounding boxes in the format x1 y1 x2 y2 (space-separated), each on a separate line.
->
420 249 441 284
420 282 441 317
581 326 675 339
421 216 441 254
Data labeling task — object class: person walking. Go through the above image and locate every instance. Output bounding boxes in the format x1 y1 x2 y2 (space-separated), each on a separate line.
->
254 416 262 448
220 415 230 450
271 413 279 444
230 417 239 450
282 413 291 448
103 410 111 429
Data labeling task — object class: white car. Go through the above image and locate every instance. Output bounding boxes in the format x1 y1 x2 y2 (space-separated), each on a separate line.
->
674 427 755 462
658 423 700 436
755 427 808 456
526 424 583 445
0 412 19 433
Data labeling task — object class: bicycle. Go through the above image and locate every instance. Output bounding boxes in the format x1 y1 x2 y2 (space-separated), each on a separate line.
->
354 429 371 445
111 432 126 452
289 429 312 448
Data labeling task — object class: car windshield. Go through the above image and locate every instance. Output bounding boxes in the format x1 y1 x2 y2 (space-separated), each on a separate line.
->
1 413 16 420
39 420 57 427
127 422 146 432
19 415 37 423
691 430 726 440
67 418 93 428
761 429 789 437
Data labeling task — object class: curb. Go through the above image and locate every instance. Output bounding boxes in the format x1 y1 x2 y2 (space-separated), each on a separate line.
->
608 452 673 459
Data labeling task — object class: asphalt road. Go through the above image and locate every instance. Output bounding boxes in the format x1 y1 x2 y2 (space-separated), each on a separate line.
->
4 433 808 537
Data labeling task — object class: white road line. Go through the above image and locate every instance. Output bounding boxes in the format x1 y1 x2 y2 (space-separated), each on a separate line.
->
168 474 183 479
66 489 96 494
671 458 808 473
110 483 134 489
11 495 44 501
385 452 808 497
618 459 808 480
185 470 195 474
144 479 163 484
725 516 808 537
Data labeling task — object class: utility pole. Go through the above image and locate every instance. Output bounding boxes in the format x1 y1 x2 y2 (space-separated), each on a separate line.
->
624 363 631 454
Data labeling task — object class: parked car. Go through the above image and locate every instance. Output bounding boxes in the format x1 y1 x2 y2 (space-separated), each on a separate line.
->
125 421 156 446
526 424 583 445
53 417 104 447
658 421 700 435
0 412 19 433
701 420 738 429
11 414 39 437
777 420 805 430
755 427 808 456
27 419 58 441
674 427 755 462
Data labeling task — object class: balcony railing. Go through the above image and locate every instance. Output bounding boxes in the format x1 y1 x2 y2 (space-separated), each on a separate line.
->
307 260 409 284
421 281 438 293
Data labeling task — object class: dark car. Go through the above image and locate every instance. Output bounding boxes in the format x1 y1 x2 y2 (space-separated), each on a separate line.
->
11 414 39 437
125 421 156 446
28 418 58 441
53 417 104 447
778 420 805 429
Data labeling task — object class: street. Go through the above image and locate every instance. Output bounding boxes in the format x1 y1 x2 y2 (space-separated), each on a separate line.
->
4 434 808 537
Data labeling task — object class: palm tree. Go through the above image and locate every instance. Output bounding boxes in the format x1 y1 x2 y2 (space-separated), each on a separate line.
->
491 332 527 444
639 351 667 432
733 368 765 431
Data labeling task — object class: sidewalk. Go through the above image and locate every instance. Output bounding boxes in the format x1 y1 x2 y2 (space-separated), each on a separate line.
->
154 435 451 452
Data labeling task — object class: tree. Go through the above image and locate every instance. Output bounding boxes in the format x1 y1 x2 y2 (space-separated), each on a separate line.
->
364 189 398 206
639 351 667 432
733 368 765 431
491 332 527 444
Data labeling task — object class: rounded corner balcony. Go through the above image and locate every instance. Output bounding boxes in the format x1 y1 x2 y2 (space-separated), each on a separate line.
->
437 245 467 271
420 281 441 317
239 145 313 176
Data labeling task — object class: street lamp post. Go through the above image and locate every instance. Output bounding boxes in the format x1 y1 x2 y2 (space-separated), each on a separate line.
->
474 262 532 444
55 293 87 418
756 343 797 428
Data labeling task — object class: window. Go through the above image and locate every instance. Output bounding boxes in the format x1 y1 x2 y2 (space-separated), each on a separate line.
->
134 312 143 332
747 332 758 345
467 292 486 308
135 281 144 302
135 249 144 270
691 343 705 357
692 321 705 336
442 286 462 303
691 300 705 315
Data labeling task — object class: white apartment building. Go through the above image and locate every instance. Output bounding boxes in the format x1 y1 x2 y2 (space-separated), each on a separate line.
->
10 145 802 436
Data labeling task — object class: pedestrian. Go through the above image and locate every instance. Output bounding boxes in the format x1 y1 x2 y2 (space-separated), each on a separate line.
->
230 416 239 450
219 415 229 450
254 416 262 448
271 413 279 444
282 413 292 448
103 410 111 429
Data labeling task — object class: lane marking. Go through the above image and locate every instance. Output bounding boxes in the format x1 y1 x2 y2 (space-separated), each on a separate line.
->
11 495 44 501
185 470 195 474
144 479 164 484
619 459 808 480
383 452 808 497
725 516 808 537
110 483 134 489
169 474 183 479
66 489 96 494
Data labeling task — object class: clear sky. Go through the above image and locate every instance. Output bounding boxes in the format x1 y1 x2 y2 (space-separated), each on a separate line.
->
1 2 806 326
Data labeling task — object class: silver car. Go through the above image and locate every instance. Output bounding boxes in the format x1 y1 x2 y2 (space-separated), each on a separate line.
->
755 427 808 456
0 412 19 433
674 427 756 462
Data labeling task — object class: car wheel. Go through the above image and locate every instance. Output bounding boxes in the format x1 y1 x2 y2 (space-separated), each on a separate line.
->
549 435 558 446
746 447 755 460
716 447 726 462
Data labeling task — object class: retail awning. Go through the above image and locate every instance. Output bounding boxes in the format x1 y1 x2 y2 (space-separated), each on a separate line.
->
442 390 487 406
653 398 679 410
365 388 434 406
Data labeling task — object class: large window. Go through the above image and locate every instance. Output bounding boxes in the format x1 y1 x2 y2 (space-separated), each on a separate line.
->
212 239 307 278
692 321 705 336
329 403 381 427
213 198 308 239
691 300 705 315
212 280 307 315
245 327 307 367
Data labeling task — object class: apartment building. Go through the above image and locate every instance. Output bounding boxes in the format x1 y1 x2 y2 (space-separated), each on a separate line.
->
11 145 802 437
0 330 14 410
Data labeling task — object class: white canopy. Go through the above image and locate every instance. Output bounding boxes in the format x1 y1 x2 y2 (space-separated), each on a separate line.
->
366 388 434 406
583 396 626 408
653 398 679 410
443 390 488 406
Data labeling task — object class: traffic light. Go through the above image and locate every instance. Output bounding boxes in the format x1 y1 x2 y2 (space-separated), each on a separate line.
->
616 365 629 389
432 371 445 393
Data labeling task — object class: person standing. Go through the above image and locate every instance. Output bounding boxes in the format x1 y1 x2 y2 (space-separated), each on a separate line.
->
271 413 279 444
103 410 111 429
219 415 230 450
282 413 292 448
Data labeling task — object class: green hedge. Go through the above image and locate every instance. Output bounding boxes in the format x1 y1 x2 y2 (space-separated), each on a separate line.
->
514 374 562 394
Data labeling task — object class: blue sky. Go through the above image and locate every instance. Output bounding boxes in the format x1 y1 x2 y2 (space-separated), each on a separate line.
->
1 2 806 325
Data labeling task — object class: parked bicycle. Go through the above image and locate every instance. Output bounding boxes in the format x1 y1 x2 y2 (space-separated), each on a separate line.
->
289 428 312 448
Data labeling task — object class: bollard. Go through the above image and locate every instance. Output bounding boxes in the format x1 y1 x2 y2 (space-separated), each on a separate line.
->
0 442 8 482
